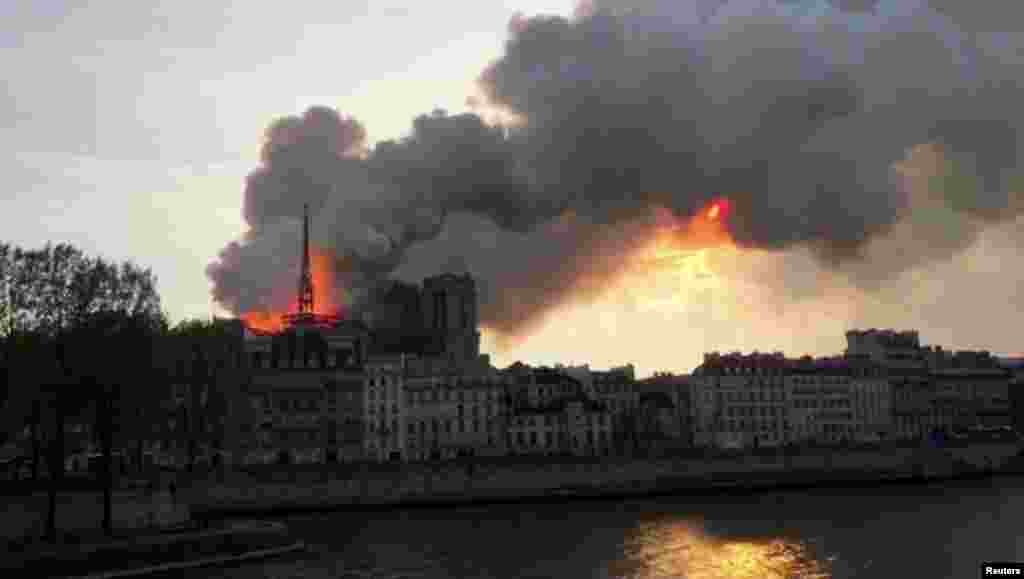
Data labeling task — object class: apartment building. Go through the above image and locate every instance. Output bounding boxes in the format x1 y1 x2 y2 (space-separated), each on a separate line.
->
691 352 891 449
364 355 408 461
507 398 611 456
403 367 507 461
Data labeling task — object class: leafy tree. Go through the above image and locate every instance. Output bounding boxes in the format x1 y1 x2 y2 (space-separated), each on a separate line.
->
0 242 161 339
0 242 164 446
60 310 166 536
1 242 164 539
166 318 243 474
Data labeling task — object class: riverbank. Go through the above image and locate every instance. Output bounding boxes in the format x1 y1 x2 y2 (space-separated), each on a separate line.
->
4 520 306 578
1 489 190 544
188 442 1024 521
193 467 1024 520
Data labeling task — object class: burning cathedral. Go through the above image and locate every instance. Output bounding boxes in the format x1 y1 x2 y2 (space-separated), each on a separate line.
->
240 205 483 371
223 206 490 464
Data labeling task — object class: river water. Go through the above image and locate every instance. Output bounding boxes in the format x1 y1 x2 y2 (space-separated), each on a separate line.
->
200 477 1024 578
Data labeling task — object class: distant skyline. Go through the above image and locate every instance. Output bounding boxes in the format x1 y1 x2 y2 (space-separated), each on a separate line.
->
4 1 1024 377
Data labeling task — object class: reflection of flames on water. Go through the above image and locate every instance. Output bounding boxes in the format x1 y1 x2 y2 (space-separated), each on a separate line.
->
241 246 350 333
614 520 832 579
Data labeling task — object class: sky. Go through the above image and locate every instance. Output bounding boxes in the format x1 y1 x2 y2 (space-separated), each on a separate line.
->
3 0 1024 377
0 0 567 319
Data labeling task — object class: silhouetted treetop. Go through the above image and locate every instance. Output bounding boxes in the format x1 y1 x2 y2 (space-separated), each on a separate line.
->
0 241 164 339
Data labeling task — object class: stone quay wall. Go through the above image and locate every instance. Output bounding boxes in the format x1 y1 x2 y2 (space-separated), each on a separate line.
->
189 442 1021 514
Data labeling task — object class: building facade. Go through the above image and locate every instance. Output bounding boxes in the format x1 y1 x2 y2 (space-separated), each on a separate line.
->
691 351 892 449
403 368 507 461
507 399 612 456
363 355 407 461
636 373 692 451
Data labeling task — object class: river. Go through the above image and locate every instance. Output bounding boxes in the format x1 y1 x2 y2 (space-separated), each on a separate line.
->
198 476 1024 578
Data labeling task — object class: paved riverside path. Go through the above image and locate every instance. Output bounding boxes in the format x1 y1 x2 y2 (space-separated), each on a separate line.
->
2 489 190 542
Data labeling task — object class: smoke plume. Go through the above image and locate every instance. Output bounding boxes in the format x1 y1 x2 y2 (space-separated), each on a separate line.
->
207 0 1024 341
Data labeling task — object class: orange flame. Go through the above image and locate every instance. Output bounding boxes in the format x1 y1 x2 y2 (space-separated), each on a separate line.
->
647 197 735 255
622 198 739 311
706 197 732 221
241 245 349 334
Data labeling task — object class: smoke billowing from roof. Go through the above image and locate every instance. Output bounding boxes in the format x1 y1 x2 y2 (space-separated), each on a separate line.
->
207 0 1024 340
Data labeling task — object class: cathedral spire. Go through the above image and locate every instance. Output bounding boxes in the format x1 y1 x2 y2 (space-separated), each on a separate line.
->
298 203 314 314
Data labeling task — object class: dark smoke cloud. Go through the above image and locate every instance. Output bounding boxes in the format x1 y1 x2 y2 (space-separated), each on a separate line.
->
208 0 1024 338
243 107 368 228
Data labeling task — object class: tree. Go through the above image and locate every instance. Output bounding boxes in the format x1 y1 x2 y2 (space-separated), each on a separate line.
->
0 243 161 339
40 337 94 542
61 310 165 536
42 382 67 543
167 318 243 475
0 242 165 540
0 242 164 447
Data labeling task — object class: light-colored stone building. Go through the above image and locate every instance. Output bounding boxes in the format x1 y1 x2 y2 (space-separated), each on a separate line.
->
848 360 891 441
845 329 925 369
363 354 408 462
691 352 891 449
692 352 790 449
845 330 1012 440
590 365 638 414
507 399 612 456
403 365 507 461
500 365 614 456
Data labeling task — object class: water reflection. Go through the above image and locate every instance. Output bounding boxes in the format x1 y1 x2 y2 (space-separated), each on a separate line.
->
614 519 831 579
197 479 1024 579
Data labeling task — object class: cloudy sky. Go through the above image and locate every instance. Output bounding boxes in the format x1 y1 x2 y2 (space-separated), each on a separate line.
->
1 0 566 317
4 1 1024 377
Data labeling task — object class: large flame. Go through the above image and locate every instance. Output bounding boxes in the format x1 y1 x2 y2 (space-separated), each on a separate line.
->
625 198 738 310
241 246 349 333
483 198 746 368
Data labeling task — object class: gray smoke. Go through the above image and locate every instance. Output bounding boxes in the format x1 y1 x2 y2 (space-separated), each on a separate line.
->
208 0 1024 338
